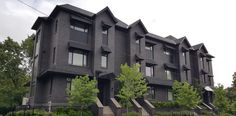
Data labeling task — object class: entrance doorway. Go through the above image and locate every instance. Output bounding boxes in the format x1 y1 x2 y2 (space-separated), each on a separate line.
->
98 79 110 105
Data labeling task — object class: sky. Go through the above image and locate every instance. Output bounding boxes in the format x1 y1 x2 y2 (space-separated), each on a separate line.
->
0 0 235 87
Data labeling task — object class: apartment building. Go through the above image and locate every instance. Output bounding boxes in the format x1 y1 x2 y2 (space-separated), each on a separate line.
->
30 4 214 109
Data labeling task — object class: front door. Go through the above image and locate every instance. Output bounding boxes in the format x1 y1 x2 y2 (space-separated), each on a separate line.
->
98 79 110 105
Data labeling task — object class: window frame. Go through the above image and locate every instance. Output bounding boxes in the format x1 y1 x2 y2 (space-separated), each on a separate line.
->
101 53 108 68
165 69 172 80
68 49 88 67
167 89 173 101
146 64 154 77
182 52 187 64
102 27 109 45
70 20 88 33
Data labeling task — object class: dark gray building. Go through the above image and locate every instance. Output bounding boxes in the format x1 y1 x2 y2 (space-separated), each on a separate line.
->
30 4 214 111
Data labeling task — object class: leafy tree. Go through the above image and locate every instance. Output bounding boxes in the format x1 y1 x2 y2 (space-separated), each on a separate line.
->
116 64 147 113
213 84 230 113
21 34 34 75
0 37 29 110
67 75 99 115
172 81 201 109
231 72 236 99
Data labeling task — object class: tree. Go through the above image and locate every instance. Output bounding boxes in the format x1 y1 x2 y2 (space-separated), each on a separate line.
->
172 81 201 109
67 75 99 115
116 64 147 113
21 34 34 75
213 84 230 113
231 72 236 100
0 37 29 111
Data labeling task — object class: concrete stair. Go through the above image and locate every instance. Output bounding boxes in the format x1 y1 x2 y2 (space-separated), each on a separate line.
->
141 107 150 116
103 106 114 116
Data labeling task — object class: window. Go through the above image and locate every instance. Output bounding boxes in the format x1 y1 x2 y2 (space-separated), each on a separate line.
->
200 57 204 68
68 49 87 66
146 64 154 77
53 47 56 64
148 87 155 99
185 70 188 81
183 52 187 64
101 53 108 68
145 43 154 59
164 49 170 55
207 61 211 72
102 28 108 45
165 69 172 80
208 77 211 85
203 74 206 83
145 43 153 50
136 39 140 44
49 78 53 94
35 30 41 56
70 20 88 33
67 78 72 90
136 61 141 72
164 49 175 63
168 89 173 101
55 19 58 33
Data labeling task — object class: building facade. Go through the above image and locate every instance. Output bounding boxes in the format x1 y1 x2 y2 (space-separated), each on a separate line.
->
30 4 214 108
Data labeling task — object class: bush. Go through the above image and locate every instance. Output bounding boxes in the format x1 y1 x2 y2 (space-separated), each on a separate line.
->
151 101 179 109
6 109 48 116
155 111 195 116
52 108 92 116
122 112 140 116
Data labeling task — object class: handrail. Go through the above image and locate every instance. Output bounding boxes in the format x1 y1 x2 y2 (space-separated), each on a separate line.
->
110 98 122 108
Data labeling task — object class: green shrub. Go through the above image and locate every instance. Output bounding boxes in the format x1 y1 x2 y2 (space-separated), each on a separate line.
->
198 110 217 116
52 108 92 116
152 101 179 109
155 111 195 116
122 112 140 116
6 109 48 116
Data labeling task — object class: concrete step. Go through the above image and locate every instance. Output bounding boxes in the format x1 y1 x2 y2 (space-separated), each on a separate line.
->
103 106 114 116
141 107 150 116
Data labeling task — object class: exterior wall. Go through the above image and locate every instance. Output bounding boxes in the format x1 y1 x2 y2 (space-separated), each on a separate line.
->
93 11 116 74
31 5 215 106
114 28 128 74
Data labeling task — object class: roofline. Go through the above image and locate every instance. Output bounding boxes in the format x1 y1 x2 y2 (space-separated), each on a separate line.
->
96 6 118 23
128 19 148 34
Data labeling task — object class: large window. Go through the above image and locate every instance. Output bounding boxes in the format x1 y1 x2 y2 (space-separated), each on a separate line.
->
165 69 172 80
145 43 154 59
148 87 155 99
66 78 73 91
146 64 154 77
102 28 108 45
70 20 88 33
164 49 175 63
168 89 173 101
185 70 188 81
207 61 211 72
70 20 89 43
145 43 153 50
68 49 87 66
200 57 204 68
183 52 187 64
101 53 108 68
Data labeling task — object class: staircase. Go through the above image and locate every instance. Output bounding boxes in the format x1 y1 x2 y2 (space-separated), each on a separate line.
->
141 107 150 116
103 106 115 116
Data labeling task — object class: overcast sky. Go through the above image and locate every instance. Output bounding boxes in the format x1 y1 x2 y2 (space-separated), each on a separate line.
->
0 0 235 87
